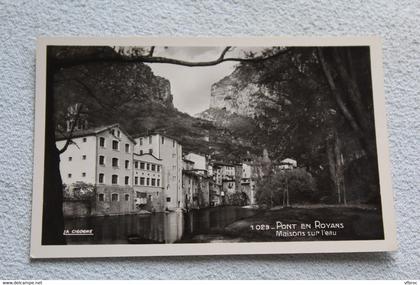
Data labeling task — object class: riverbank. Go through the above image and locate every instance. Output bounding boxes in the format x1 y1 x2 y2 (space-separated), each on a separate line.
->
63 205 384 244
222 206 384 241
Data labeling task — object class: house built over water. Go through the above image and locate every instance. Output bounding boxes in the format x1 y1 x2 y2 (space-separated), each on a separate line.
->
57 123 297 217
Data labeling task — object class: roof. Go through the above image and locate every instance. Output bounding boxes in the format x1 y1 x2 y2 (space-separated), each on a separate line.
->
183 158 195 164
133 131 180 143
56 123 136 143
212 161 236 167
133 153 162 161
182 170 200 177
192 168 207 172
182 169 210 178
280 158 297 166
184 152 206 158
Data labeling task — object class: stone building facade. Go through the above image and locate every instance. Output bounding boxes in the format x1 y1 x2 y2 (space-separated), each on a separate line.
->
132 153 164 212
134 133 183 211
57 123 296 217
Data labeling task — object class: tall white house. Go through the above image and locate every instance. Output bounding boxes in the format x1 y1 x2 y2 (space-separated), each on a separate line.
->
133 153 164 212
184 152 207 171
134 133 183 210
56 124 135 187
240 162 257 205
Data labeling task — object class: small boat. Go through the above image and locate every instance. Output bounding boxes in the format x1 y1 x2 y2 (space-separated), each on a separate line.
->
137 210 152 215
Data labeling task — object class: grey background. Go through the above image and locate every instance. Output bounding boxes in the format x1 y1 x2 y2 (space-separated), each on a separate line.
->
0 0 418 279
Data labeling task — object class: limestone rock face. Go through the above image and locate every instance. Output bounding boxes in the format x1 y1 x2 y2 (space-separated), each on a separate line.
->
154 75 173 107
200 68 275 120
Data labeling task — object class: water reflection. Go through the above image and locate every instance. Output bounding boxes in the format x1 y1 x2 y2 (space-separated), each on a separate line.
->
65 206 257 244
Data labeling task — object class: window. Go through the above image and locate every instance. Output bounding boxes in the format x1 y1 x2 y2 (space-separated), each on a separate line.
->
135 161 139 169
140 177 145 185
139 138 143 146
157 179 160 187
82 138 87 142
151 178 156 186
112 158 119 167
146 178 150 186
140 162 145 170
157 165 160 172
125 143 130 153
99 155 105 165
161 136 165 144
117 130 121 137
151 164 156 171
149 148 153 154
99 137 105 147
149 136 152 144
68 157 72 161
125 176 129 185
134 176 138 185
82 155 86 160
82 172 86 177
98 194 104 201
125 194 130 201
68 173 72 178
99 173 104 183
125 160 129 169
140 150 143 155
112 175 118 184
112 140 119 150
173 140 175 147
166 197 171 202
146 163 150 170
111 193 118 201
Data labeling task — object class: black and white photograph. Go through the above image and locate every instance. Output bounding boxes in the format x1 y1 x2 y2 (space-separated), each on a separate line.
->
31 37 396 257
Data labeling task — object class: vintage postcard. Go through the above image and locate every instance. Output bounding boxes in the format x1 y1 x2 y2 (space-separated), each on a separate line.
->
30 37 397 258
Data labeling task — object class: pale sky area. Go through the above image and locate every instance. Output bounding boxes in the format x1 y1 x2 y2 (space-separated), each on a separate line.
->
145 47 262 116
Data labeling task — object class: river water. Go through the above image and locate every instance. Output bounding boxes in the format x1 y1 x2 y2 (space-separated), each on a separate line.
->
64 206 258 244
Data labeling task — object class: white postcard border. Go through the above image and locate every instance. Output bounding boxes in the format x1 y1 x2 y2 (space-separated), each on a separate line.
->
31 36 397 258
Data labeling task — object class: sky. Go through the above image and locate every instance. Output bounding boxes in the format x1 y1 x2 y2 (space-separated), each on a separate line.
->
145 47 241 116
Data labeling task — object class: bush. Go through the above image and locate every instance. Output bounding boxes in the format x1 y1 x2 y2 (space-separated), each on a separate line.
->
63 182 96 201
226 192 249 206
255 168 316 206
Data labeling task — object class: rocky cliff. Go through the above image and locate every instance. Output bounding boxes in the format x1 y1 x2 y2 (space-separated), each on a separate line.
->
54 61 175 132
55 52 266 161
203 68 274 119
150 75 174 107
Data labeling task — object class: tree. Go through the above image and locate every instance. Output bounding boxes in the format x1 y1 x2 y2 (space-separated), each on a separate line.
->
63 182 96 201
255 168 316 207
226 192 249 206
235 46 380 206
